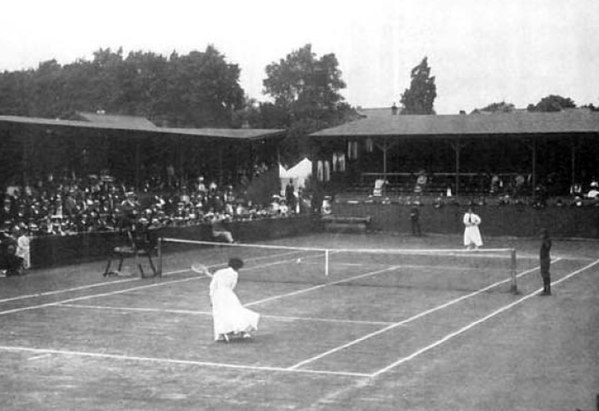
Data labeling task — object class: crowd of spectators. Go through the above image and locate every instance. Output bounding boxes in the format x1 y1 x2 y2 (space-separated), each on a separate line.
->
363 170 599 208
0 168 305 242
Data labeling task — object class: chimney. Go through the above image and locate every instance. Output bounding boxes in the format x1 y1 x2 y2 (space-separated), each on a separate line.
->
391 103 398 115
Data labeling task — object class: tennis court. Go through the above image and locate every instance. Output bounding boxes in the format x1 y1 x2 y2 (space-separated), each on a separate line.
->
0 232 597 410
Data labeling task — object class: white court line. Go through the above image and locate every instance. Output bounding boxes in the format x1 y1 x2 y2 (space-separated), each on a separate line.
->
27 353 52 361
287 261 555 371
370 258 599 377
0 251 327 317
0 275 144 304
58 303 395 326
245 266 402 307
0 276 202 316
0 249 305 305
0 345 370 378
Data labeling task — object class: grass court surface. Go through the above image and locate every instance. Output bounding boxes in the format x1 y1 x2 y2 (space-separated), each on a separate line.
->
0 232 597 410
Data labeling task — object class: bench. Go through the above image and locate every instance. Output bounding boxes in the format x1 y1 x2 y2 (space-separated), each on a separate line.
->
321 215 372 233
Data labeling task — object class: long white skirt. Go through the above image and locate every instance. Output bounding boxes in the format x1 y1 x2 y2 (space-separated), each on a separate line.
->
211 288 259 340
464 226 483 247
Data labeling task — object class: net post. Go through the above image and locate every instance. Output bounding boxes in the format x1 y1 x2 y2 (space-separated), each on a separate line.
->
510 248 518 294
157 237 163 277
325 249 329 277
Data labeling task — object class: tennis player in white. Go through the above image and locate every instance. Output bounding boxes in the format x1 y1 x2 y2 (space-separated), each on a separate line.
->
463 207 483 250
200 258 259 342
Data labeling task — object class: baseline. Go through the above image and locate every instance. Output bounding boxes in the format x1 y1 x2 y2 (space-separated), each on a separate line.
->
0 344 370 378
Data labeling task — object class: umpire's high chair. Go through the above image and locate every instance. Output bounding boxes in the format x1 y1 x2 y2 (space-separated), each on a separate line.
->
103 223 158 278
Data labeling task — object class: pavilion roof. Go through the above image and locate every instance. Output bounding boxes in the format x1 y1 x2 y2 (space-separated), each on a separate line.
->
311 109 599 138
0 114 285 141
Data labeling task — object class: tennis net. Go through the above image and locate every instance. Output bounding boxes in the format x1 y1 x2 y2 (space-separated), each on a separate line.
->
158 238 527 294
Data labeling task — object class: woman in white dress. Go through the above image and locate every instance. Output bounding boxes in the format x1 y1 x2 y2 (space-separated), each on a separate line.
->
204 258 259 342
463 207 483 250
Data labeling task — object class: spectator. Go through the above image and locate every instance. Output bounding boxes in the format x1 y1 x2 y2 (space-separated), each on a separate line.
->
587 181 599 199
285 182 296 211
539 228 552 296
15 225 30 270
279 199 289 216
211 214 234 243
166 164 175 187
414 170 428 194
0 197 15 225
0 226 24 276
119 192 138 228
321 196 332 215
197 176 207 194
409 205 422 236
490 174 502 195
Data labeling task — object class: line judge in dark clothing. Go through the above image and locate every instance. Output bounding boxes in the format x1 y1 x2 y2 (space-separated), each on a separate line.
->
410 205 421 236
539 228 552 296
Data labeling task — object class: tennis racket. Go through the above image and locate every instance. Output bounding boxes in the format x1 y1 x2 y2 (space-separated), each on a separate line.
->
191 262 212 277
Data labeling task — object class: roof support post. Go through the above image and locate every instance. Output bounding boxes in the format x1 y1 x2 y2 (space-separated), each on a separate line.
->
570 138 581 190
135 140 140 192
532 139 537 197
374 138 398 178
383 139 387 175
525 138 537 197
450 138 462 197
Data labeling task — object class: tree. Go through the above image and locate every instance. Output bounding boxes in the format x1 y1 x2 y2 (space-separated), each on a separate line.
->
400 57 437 115
160 46 244 127
263 44 347 122
471 101 515 114
529 95 576 112
114 51 169 118
261 44 355 163
580 102 599 112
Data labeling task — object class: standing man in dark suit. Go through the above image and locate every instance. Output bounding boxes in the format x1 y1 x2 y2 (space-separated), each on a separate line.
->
410 205 421 236
539 228 552 296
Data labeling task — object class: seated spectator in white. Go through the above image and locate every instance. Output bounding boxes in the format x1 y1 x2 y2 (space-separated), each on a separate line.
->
490 174 502 195
373 179 387 196
211 214 234 243
270 196 281 213
224 202 235 216
15 225 30 269
197 176 207 194
180 188 191 205
235 202 247 217
587 181 599 199
414 171 428 194
321 196 332 215
278 200 289 216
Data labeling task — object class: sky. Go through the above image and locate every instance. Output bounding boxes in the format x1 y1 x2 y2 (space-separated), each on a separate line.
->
1 0 598 114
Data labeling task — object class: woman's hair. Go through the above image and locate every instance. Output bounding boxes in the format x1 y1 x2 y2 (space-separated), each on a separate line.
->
228 258 244 271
